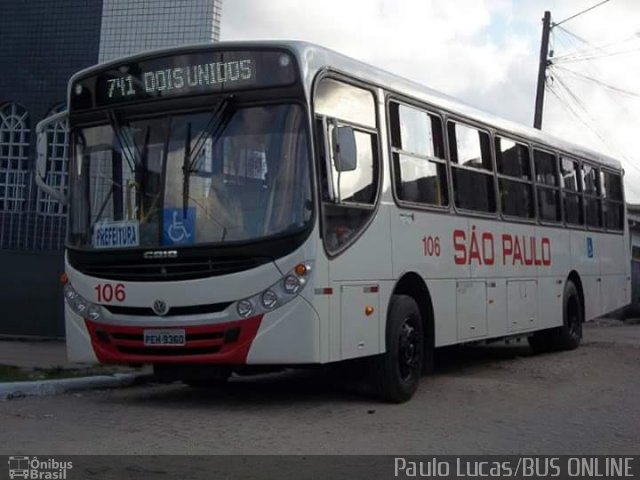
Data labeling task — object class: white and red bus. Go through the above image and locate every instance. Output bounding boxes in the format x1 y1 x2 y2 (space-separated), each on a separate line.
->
36 42 630 402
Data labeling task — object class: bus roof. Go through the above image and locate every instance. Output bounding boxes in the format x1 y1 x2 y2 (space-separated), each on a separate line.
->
70 40 622 170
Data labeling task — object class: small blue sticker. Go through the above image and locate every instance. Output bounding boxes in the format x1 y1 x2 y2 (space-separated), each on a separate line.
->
586 237 594 258
163 207 196 246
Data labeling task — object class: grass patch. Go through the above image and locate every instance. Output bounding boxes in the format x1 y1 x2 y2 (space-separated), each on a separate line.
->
0 365 31 382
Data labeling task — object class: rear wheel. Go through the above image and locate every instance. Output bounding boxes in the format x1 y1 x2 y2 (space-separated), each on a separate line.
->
370 295 424 403
528 279 583 353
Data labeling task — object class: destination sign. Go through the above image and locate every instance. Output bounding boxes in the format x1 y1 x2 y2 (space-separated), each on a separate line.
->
71 50 298 110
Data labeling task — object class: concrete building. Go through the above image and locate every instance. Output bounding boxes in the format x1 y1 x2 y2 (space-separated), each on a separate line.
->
0 0 223 337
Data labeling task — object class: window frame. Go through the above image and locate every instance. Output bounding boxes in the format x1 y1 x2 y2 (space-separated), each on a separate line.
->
532 146 563 226
559 155 585 228
581 160 604 231
386 97 450 212
446 117 498 218
601 167 625 232
379 88 625 236
0 102 30 213
494 133 536 223
312 70 383 258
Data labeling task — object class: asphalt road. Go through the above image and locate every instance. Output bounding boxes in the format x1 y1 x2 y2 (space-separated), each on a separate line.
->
1 321 639 455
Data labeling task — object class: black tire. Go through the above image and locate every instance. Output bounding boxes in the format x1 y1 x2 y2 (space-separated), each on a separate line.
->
555 280 583 350
371 295 424 403
528 279 583 353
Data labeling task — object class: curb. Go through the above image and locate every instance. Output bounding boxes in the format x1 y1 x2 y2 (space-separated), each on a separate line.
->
0 373 150 401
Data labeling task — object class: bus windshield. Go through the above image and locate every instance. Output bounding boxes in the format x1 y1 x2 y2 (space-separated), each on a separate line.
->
68 102 312 250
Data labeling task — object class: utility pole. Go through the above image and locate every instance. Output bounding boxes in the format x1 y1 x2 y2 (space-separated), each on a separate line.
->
533 11 552 130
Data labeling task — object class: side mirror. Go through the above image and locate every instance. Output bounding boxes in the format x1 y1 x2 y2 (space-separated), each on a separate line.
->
35 111 69 205
331 125 357 172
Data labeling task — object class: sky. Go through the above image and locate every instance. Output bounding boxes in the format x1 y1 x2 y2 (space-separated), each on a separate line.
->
220 0 640 202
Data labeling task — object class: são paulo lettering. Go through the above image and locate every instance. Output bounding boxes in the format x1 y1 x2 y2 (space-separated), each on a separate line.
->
453 226 551 266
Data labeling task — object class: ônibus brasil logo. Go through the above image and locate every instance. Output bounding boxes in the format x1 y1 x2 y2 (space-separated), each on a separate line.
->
8 456 72 480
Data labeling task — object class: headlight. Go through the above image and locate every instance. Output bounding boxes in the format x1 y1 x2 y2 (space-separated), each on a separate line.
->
237 299 254 318
234 261 313 318
261 290 278 309
283 275 302 294
64 283 102 321
87 304 102 321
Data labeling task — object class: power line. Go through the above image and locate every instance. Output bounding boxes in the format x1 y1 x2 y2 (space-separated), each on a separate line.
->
553 0 611 27
552 65 640 99
556 45 640 64
551 31 640 62
548 72 640 190
553 24 594 47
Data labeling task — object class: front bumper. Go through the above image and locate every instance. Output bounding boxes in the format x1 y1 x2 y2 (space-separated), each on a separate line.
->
65 295 320 365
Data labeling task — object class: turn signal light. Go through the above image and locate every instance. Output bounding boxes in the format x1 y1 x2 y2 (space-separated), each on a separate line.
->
59 272 69 285
294 263 308 276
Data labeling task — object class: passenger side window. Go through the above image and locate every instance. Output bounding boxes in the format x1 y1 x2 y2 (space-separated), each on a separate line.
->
389 102 447 207
534 149 561 222
582 163 602 228
314 77 380 254
448 122 495 213
495 136 534 218
602 170 624 230
560 157 583 226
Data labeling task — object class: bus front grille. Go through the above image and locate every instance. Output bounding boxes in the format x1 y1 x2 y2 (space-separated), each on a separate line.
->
68 254 271 281
103 302 232 317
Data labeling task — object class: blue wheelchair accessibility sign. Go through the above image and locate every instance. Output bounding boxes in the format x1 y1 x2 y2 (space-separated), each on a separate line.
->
586 237 594 258
163 207 196 246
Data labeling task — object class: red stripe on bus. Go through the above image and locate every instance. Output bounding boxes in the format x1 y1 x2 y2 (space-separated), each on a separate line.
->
84 315 263 365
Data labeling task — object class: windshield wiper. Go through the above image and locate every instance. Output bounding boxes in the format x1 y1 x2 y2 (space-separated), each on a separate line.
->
187 95 235 173
107 111 139 172
181 95 236 218
181 121 192 219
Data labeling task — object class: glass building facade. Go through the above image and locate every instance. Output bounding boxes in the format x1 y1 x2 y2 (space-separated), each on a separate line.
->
99 0 222 63
0 0 223 336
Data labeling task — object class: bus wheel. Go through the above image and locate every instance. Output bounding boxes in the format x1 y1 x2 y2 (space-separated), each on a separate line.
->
555 280 583 350
371 295 424 403
528 280 583 353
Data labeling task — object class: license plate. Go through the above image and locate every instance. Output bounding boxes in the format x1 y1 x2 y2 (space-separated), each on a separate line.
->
143 329 186 346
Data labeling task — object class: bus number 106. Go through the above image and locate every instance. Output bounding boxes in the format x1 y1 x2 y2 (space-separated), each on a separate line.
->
422 235 441 257
95 283 126 303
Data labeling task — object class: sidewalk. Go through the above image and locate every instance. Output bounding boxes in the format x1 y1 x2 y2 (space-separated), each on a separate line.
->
0 339 72 370
0 338 149 400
